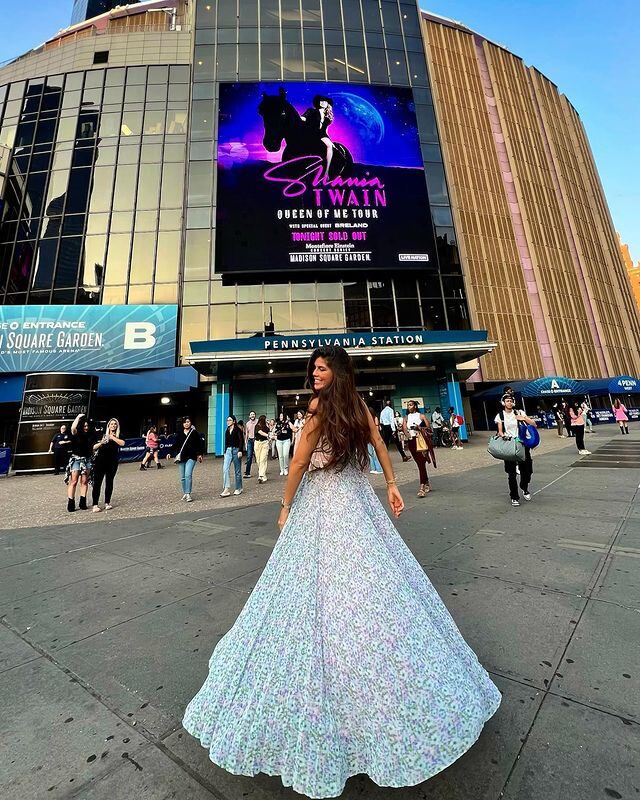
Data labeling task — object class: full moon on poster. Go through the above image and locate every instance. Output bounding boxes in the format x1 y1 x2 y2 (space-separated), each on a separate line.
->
215 81 436 278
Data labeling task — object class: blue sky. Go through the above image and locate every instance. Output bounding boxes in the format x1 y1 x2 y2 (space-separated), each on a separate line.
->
1 0 637 260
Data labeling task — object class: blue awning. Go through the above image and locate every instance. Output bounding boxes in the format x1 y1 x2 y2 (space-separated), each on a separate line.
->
473 375 640 401
0 366 199 404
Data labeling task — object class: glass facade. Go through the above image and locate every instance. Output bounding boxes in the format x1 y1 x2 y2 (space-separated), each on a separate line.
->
186 0 468 349
71 0 141 25
0 65 190 306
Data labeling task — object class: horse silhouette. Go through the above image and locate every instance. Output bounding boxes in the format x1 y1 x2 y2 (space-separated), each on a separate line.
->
258 88 353 179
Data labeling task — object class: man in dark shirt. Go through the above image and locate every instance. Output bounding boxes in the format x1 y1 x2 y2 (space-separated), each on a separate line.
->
49 424 72 474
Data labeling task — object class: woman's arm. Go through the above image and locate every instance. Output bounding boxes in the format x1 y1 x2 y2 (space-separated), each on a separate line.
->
277 403 322 528
110 435 125 447
71 413 83 435
420 414 432 430
256 429 270 439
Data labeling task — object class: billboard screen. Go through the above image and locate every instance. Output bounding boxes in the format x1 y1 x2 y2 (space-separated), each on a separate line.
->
0 305 178 373
215 82 436 277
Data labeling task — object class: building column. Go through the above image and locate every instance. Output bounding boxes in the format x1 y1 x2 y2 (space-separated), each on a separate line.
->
209 381 230 456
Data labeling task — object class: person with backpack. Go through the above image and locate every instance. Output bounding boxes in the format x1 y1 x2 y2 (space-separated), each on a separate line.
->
167 416 205 502
448 407 463 450
495 394 537 507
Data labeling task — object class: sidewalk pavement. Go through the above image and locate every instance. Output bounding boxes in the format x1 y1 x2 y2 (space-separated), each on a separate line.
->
0 426 587 530
1 429 638 799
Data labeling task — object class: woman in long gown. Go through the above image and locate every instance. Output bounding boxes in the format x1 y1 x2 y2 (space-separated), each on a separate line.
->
183 346 501 799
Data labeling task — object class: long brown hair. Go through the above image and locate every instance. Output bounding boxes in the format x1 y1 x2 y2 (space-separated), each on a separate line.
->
305 345 370 471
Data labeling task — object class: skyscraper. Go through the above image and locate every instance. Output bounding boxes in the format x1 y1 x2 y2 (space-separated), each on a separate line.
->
71 0 139 25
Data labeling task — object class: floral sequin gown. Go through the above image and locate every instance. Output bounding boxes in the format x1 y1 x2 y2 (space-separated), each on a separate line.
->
183 463 501 799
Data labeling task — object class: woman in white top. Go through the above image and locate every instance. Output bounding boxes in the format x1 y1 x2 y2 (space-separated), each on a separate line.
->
291 410 305 454
402 399 432 497
494 394 537 507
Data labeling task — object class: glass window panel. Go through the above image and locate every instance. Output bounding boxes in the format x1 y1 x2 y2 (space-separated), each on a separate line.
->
218 28 237 43
127 66 147 85
160 163 185 208
136 163 161 210
15 121 35 147
238 284 261 302
155 231 181 282
183 281 209 305
190 140 214 161
192 82 214 101
62 214 85 236
190 100 214 139
31 238 58 290
196 0 215 27
385 33 404 50
408 51 428 86
128 284 153 304
166 109 188 135
86 213 109 234
218 0 238 26
322 0 342 28
184 229 210 280
8 240 34 293
187 161 212 206
121 109 143 136
210 304 236 339
109 211 134 233
238 43 260 79
302 0 322 25
88 165 115 213
94 145 117 166
368 49 388 83
368 279 393 299
34 117 56 144
65 168 91 214
265 301 290 333
216 44 237 80
238 302 264 333
81 234 107 289
318 299 345 331
432 206 453 226
261 44 282 79
0 122 17 149
260 0 280 25
103 85 124 104
393 278 418 298
388 52 409 84
194 46 215 81
370 299 396 327
168 82 189 102
405 36 424 53
21 172 46 219
54 236 82 288
143 108 165 135
163 141 186 161
181 307 208 354
62 90 82 110
382 3 402 34
284 44 304 77
291 283 316 300
425 162 449 205
102 285 126 304
141 142 163 163
346 46 367 80
8 82 26 100
291 301 318 332
99 111 121 138
211 281 236 304
342 0 362 29
196 27 216 44
303 27 323 44
416 104 438 143
105 233 131 285
400 3 421 36
421 298 446 330
317 282 341 300
135 210 157 232
124 84 145 104
117 143 140 165
345 298 370 330
445 300 470 330
239 0 258 24
130 232 156 283
159 209 182 229
422 143 441 162
153 283 178 303
112 165 137 211
187 207 211 228
261 27 281 43
304 44 325 79
148 65 169 85
326 46 347 80
396 298 422 329
170 65 191 83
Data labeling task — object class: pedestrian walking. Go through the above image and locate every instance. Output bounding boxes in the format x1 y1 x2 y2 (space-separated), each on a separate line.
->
220 415 244 497
91 418 125 512
495 394 537 507
254 414 271 483
612 398 630 434
402 400 432 497
392 410 409 458
65 414 94 512
167 416 204 502
569 402 590 455
49 424 72 475
562 400 573 438
291 410 305 455
182 345 500 799
552 402 565 437
380 400 410 461
448 407 464 450
581 397 594 434
268 419 278 459
367 406 384 474
275 412 293 475
140 425 163 470
243 411 258 478
430 407 445 447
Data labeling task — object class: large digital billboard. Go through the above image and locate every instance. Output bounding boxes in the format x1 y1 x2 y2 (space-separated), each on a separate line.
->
0 305 178 372
215 82 436 277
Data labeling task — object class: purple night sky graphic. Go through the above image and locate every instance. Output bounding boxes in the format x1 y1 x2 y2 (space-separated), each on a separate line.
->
217 82 424 170
215 81 436 278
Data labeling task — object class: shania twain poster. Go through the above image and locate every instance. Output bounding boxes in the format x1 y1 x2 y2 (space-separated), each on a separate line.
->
215 81 437 279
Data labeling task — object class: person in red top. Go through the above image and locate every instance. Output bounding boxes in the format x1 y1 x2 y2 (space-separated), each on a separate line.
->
140 425 163 470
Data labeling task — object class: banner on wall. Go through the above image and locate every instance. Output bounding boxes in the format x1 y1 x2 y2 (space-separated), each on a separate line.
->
14 373 98 473
215 81 436 277
0 305 178 373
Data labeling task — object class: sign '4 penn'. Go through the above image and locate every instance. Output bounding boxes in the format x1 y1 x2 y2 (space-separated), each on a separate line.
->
0 305 178 373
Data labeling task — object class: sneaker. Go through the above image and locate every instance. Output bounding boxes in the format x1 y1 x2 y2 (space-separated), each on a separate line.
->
180 493 187 500
511 499 520 507
92 505 102 513
279 470 284 476
370 469 378 474
139 464 147 471
402 456 411 462
156 463 164 469
185 493 193 503
579 449 591 455
78 496 87 510
220 489 231 497
233 488 243 496
284 469 288 476
67 498 76 513
105 503 113 510
244 474 252 479
522 492 532 502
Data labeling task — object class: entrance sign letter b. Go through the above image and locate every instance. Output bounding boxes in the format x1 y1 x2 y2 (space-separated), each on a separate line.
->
124 322 157 350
